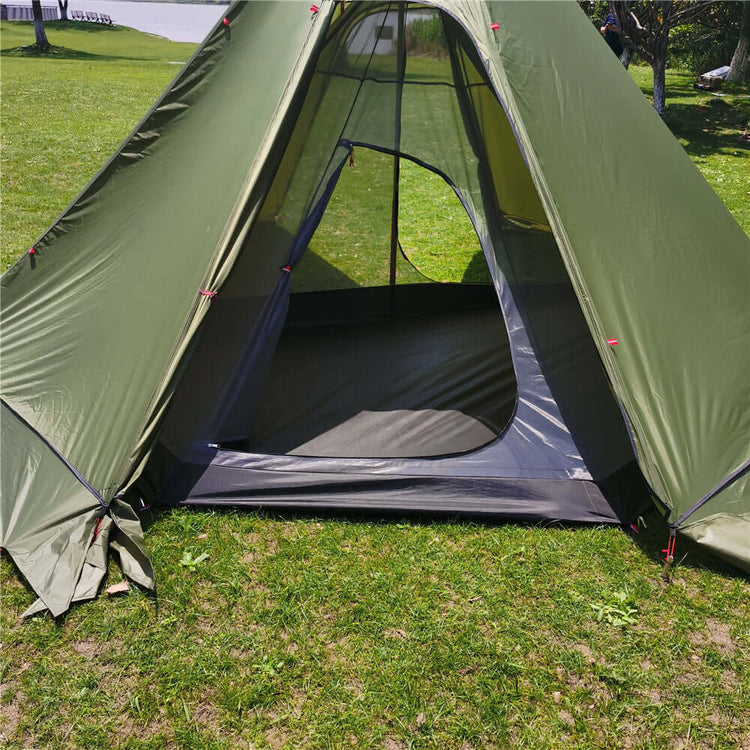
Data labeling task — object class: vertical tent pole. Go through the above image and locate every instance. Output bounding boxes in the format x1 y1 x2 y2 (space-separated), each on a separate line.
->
389 3 407 299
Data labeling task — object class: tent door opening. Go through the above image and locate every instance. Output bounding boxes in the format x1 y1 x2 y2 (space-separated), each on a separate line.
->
220 145 518 459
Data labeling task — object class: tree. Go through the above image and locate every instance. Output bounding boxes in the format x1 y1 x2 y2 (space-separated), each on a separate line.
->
610 2 714 117
31 0 49 52
728 0 750 82
670 3 744 75
58 0 69 22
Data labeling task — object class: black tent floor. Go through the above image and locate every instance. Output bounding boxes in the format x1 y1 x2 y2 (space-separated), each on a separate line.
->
237 286 517 458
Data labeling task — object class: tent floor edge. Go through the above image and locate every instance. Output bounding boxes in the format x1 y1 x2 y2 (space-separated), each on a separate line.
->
154 457 647 526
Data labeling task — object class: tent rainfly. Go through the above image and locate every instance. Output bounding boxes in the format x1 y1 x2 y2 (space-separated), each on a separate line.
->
2 1 748 617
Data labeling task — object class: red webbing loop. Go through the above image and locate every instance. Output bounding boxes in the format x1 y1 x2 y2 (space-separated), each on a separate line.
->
199 289 217 299
662 530 677 563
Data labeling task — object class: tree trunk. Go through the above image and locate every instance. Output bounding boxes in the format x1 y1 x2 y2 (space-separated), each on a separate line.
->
58 0 69 22
727 0 750 83
652 54 667 117
620 46 633 68
32 0 49 51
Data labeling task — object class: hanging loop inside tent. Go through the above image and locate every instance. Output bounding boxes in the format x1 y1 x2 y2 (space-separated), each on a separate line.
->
222 16 231 40
199 289 218 299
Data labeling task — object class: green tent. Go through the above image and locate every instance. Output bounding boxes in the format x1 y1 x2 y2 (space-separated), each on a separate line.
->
2 1 748 617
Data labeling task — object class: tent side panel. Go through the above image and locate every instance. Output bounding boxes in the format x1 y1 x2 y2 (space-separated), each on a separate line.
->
478 0 750 522
0 401 101 616
0 2 329 499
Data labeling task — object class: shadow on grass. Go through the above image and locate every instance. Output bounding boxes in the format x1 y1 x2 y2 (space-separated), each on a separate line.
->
0 44 142 61
627 508 748 580
665 98 750 158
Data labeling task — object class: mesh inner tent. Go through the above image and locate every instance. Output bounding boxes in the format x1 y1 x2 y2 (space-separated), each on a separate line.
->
241 5 517 458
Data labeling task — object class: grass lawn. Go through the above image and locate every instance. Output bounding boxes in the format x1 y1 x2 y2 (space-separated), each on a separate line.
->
1 21 749 750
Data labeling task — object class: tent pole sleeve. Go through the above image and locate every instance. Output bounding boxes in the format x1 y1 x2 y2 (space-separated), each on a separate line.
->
1 398 107 508
389 3 406 292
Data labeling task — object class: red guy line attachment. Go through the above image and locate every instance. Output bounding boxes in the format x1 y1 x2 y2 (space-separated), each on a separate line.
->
28 247 35 255
199 289 217 299
222 17 230 27
490 22 499 31
310 4 320 13
607 338 618 346
281 265 292 274
661 533 677 563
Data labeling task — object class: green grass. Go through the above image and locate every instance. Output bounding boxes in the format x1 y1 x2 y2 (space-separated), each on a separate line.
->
294 150 487 290
1 24 749 750
0 21 195 272
628 65 750 230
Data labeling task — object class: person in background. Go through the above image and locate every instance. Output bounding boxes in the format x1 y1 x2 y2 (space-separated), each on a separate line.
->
600 12 623 58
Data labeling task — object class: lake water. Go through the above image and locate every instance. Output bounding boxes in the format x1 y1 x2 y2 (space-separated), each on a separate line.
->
15 1 227 43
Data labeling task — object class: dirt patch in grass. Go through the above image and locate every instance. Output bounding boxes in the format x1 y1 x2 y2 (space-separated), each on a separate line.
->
705 619 738 654
193 702 219 727
267 686 306 722
234 531 278 555
71 637 100 659
383 737 408 750
383 628 409 641
689 618 737 655
674 577 703 599
571 643 596 663
115 710 171 744
0 690 24 743
265 725 292 749
325 635 352 664
721 668 740 688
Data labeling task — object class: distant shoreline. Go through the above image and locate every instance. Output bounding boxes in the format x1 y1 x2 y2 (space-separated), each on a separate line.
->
5 1 226 42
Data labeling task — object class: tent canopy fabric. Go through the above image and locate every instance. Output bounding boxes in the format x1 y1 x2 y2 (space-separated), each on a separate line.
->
2 1 748 616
